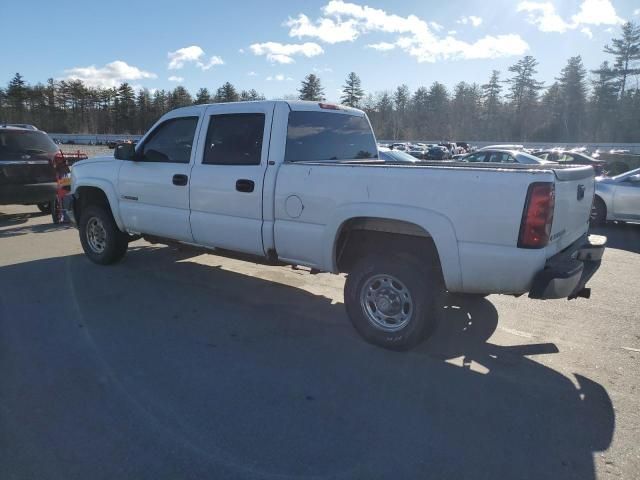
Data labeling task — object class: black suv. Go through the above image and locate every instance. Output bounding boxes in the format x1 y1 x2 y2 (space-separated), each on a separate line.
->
0 125 59 212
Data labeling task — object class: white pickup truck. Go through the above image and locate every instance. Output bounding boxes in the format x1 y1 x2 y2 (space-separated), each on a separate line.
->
65 101 606 350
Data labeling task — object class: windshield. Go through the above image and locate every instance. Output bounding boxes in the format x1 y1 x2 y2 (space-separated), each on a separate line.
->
379 149 418 162
285 111 378 162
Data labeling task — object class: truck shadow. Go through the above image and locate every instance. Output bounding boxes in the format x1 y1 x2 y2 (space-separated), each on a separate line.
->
590 221 640 254
0 246 614 480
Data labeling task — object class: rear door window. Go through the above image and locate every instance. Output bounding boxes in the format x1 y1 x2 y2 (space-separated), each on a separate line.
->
202 113 265 165
285 111 377 162
464 152 486 162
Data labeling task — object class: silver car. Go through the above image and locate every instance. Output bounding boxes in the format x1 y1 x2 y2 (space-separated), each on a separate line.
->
460 149 555 165
591 167 640 224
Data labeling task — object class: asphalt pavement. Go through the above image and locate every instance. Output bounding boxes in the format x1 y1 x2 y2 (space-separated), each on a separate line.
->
0 205 638 480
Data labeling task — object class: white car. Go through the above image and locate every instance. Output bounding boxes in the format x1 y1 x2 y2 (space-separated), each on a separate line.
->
591 167 640 224
64 100 605 350
479 144 525 151
460 149 555 165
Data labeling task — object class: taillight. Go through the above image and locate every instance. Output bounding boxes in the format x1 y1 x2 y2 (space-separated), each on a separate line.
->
53 151 65 167
518 182 555 249
318 102 340 110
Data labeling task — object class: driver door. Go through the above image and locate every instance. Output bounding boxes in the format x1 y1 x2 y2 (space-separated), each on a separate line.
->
118 115 201 241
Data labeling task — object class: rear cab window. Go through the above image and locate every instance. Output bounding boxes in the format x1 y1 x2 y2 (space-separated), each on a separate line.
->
285 111 377 162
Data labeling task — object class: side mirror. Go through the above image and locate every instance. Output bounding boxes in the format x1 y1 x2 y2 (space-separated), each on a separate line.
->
114 142 137 160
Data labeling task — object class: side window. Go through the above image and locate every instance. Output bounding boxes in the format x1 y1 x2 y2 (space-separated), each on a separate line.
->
537 153 549 160
202 113 265 166
140 117 198 163
465 153 485 162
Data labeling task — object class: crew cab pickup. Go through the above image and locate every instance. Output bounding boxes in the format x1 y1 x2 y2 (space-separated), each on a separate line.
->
64 101 606 350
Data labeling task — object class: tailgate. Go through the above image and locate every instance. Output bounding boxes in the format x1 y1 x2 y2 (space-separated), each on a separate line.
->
548 166 594 252
0 159 56 185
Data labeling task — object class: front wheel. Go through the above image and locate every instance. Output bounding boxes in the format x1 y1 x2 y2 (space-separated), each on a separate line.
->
79 205 129 265
344 256 441 351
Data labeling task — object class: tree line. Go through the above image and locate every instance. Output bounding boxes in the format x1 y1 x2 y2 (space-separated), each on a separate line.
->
1 22 639 142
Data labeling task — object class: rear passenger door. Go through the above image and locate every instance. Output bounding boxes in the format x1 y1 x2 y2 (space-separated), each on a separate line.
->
189 103 274 255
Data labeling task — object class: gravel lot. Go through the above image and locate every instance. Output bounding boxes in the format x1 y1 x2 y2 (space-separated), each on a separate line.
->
60 145 113 158
0 204 638 480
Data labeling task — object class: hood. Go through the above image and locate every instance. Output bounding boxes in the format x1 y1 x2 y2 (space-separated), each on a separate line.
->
71 155 116 168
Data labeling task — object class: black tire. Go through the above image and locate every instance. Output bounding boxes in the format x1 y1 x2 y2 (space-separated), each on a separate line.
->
79 205 128 265
590 196 607 226
344 255 441 351
37 202 52 214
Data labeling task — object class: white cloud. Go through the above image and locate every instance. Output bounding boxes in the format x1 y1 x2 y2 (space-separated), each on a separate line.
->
286 14 359 43
517 0 623 33
167 45 224 70
448 30 457 35
64 60 157 88
168 75 184 82
634 8 640 16
286 1 527 62
457 16 483 27
249 41 324 63
239 48 245 54
367 42 396 51
266 74 294 81
580 27 593 39
248 71 258 76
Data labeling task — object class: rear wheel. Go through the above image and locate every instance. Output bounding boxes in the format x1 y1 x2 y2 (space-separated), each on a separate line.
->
344 255 441 351
37 202 51 214
590 196 607 226
79 205 128 265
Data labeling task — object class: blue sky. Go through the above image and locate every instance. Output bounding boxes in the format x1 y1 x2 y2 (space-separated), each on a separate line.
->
3 0 639 100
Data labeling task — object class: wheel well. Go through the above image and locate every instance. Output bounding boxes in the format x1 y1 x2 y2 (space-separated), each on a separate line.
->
75 186 112 221
335 218 442 278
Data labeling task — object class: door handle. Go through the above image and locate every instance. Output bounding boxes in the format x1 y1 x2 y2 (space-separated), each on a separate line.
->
236 179 255 193
172 174 188 186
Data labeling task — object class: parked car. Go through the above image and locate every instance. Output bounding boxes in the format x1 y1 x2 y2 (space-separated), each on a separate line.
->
65 100 605 351
591 167 640 225
479 144 525 151
460 149 555 165
424 145 450 160
378 147 421 163
407 146 427 160
533 150 607 176
0 125 60 213
390 143 408 151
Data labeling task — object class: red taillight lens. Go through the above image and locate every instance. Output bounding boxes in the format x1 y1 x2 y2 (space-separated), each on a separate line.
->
318 102 340 110
518 182 555 249
53 151 65 167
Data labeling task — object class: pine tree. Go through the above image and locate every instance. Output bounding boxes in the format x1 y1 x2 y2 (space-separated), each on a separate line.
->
557 56 587 141
410 87 429 140
194 88 211 104
393 84 410 139
427 82 450 140
6 73 27 119
482 70 502 140
373 92 393 139
590 62 618 140
507 56 544 140
340 72 364 107
298 74 325 101
214 82 239 103
603 21 640 98
169 86 193 109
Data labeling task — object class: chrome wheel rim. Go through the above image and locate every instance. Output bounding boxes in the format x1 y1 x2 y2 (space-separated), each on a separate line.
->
360 274 413 332
86 217 107 253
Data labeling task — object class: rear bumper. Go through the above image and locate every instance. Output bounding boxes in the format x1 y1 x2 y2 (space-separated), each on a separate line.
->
0 182 57 205
529 234 606 300
62 193 77 226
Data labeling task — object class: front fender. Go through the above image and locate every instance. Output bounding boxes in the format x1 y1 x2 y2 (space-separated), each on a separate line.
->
72 178 124 231
323 203 462 291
